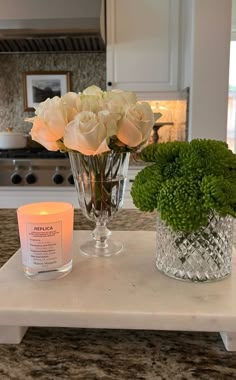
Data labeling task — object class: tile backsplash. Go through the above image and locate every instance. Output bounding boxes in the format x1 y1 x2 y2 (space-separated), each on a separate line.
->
0 52 106 133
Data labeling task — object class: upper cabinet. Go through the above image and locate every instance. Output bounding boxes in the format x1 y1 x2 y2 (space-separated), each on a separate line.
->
106 0 180 99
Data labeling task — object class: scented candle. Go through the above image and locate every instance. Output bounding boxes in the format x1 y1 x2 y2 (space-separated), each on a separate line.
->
17 202 74 280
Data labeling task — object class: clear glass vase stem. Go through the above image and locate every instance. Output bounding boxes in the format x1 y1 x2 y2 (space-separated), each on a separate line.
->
92 221 111 249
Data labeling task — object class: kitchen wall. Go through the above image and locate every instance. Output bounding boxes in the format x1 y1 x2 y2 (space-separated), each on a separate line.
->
0 52 106 133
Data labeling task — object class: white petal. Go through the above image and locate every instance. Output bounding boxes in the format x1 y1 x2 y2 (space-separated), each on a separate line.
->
117 118 143 147
94 139 111 155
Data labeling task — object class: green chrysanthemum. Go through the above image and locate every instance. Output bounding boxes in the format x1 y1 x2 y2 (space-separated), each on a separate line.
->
201 175 236 218
131 139 236 233
131 164 163 212
157 177 209 232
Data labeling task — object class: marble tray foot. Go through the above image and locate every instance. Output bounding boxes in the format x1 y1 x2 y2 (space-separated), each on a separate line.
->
0 326 28 344
220 332 236 351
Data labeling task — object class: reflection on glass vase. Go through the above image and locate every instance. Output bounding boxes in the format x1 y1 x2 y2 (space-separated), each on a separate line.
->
156 211 234 282
69 151 130 257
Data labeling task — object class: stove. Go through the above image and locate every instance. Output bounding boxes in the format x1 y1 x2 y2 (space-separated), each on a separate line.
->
0 148 74 186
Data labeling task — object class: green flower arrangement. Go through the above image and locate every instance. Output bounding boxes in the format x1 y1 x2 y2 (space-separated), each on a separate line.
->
131 139 236 233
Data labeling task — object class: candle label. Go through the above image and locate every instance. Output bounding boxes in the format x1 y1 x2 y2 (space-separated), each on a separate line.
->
24 221 63 269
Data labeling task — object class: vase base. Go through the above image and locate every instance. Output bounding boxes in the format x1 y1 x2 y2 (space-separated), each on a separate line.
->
156 263 231 283
80 239 123 257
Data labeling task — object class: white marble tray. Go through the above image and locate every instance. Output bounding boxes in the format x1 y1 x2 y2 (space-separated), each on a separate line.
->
0 231 235 351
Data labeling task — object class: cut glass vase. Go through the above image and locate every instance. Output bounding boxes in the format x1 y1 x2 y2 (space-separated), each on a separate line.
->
156 211 234 282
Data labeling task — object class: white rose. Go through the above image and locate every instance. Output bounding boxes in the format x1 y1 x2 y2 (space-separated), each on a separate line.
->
61 92 80 122
98 110 119 137
29 117 61 151
117 102 154 147
111 89 137 104
76 94 103 114
103 90 137 116
82 85 104 96
29 97 68 151
64 111 110 155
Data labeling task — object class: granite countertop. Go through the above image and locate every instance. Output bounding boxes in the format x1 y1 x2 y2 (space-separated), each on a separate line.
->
0 208 236 380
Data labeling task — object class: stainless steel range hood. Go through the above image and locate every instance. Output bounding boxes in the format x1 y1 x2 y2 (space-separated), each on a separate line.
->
0 0 106 53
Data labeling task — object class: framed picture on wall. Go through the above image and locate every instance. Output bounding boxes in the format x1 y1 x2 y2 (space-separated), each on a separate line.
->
22 71 71 111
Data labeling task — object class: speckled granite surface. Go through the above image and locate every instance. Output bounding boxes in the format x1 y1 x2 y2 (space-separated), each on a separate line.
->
0 208 236 380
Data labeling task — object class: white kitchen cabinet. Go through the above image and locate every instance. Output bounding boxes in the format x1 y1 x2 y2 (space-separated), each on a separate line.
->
106 0 180 100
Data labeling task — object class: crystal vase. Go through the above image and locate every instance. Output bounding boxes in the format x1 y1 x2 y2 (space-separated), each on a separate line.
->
156 211 234 282
69 151 130 257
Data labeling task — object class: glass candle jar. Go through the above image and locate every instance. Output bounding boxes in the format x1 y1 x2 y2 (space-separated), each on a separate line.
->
17 202 74 280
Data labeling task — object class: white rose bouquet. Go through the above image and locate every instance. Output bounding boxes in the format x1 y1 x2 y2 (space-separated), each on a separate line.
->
26 85 157 155
26 86 160 255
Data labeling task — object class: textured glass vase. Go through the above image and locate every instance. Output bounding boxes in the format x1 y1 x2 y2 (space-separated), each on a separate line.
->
156 211 234 282
69 151 130 257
